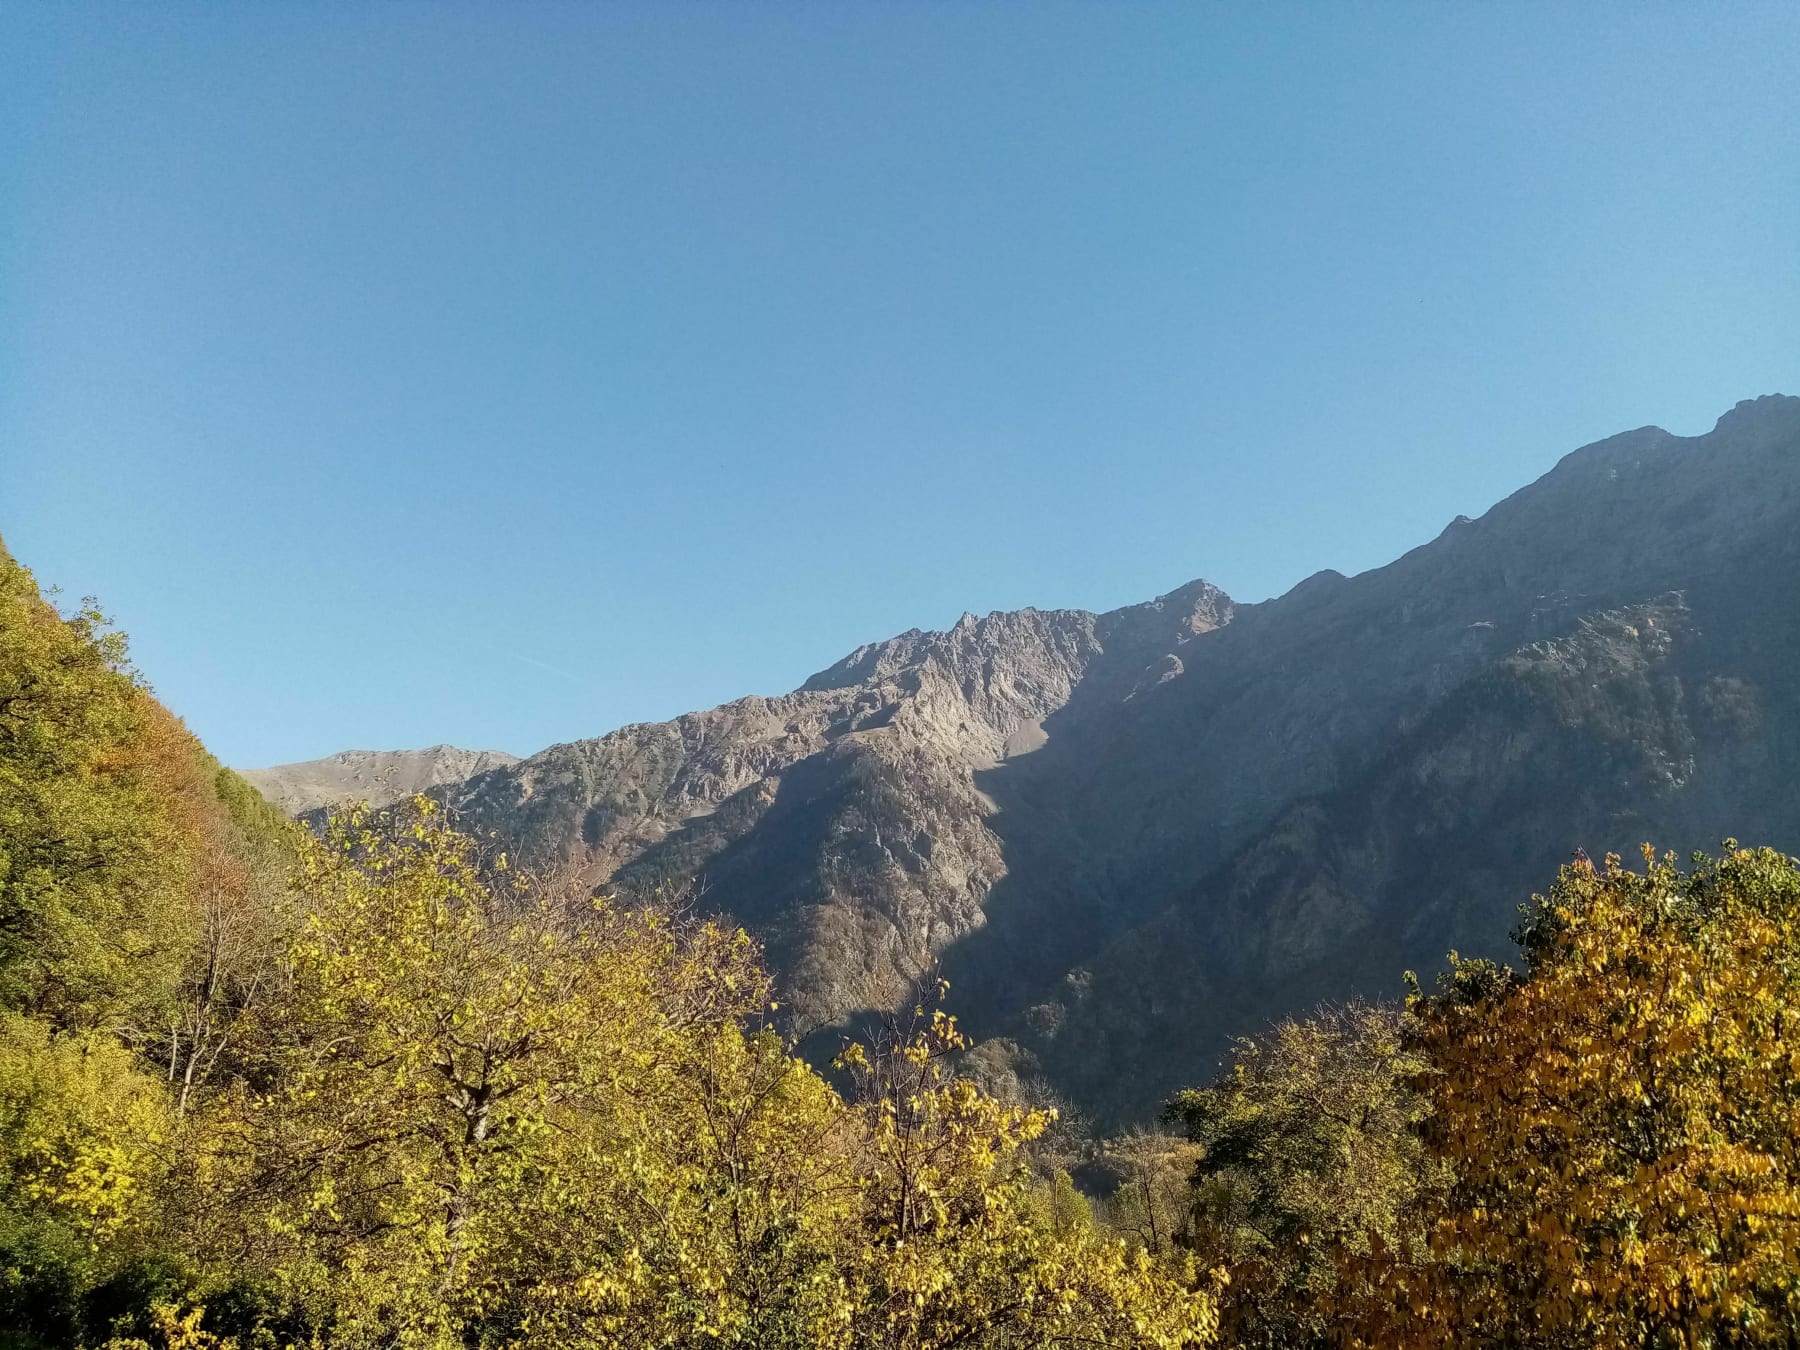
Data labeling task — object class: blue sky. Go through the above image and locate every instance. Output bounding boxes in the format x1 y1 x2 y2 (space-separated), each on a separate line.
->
4 3 1797 769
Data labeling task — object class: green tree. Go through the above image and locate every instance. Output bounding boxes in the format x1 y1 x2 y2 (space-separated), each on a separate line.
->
0 540 298 1349
182 796 779 1344
1167 1001 1437 1349
174 802 1220 1349
0 541 194 1033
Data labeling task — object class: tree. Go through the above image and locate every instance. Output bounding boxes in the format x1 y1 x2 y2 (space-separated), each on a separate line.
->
0 1017 176 1350
831 991 1220 1350
1343 847 1800 1348
1094 1129 1202 1258
1166 1001 1437 1349
0 541 299 1348
0 542 194 1034
184 797 786 1345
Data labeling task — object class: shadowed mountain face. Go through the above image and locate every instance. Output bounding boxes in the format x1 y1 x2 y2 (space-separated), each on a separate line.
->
998 393 1800 1120
251 395 1800 1123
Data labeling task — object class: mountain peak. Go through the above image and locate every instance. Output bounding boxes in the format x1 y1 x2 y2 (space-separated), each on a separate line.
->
1713 392 1800 436
242 745 520 816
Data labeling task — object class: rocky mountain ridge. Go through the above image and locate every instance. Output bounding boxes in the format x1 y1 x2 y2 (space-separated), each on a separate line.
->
441 578 1235 1032
991 394 1800 1116
250 395 1800 1122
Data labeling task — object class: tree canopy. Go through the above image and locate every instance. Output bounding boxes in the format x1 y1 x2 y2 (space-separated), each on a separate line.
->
1166 1001 1439 1348
1337 846 1800 1348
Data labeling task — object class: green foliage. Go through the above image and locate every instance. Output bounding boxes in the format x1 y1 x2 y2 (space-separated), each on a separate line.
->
1023 1168 1093 1241
185 797 798 1344
0 1016 178 1350
0 542 191 1032
162 802 1220 1349
0 542 296 1347
1165 1001 1437 1348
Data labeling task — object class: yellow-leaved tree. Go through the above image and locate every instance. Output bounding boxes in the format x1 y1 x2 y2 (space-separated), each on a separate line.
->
1341 846 1800 1348
832 997 1220 1350
174 798 1219 1350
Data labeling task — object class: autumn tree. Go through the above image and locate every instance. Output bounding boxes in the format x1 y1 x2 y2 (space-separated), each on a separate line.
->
0 542 192 1033
1343 846 1800 1349
181 797 779 1344
0 540 300 1347
826 991 1220 1350
1094 1128 1203 1258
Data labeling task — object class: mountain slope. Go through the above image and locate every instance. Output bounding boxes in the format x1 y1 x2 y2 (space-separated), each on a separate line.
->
987 394 1800 1119
1017 577 1800 1122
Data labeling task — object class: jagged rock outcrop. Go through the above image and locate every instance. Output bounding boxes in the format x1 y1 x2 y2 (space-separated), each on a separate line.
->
241 745 519 816
443 580 1235 1033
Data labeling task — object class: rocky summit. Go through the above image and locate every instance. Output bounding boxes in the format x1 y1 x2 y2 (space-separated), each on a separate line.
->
250 395 1800 1124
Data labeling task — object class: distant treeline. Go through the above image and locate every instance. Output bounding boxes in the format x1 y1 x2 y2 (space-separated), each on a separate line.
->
4 537 1799 1349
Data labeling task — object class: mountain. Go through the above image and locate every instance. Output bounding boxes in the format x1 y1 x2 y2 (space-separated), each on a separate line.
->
1004 393 1800 1118
446 581 1234 1036
241 745 519 816
250 394 1800 1124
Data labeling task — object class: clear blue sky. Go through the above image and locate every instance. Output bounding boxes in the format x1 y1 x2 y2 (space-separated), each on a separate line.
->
4 3 1797 769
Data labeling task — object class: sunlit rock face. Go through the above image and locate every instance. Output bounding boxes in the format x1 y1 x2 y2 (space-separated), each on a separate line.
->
441 577 1236 1037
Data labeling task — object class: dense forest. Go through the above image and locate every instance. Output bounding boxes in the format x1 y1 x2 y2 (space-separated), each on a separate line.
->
6 534 1800 1349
